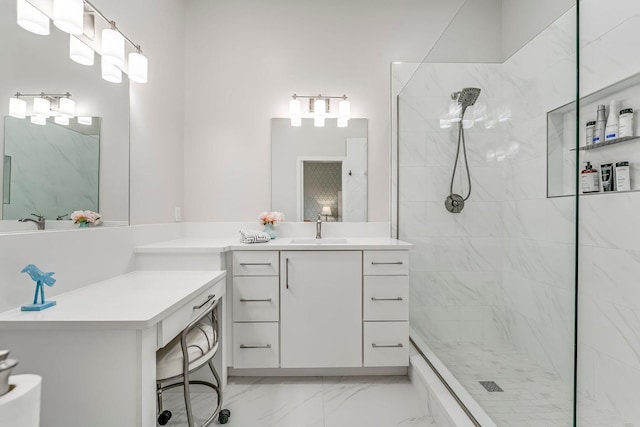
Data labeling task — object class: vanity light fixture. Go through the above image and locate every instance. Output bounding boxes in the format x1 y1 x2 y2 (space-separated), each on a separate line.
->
8 92 76 125
101 58 122 83
17 0 50 35
77 116 92 125
288 94 351 127
15 0 148 84
54 115 69 125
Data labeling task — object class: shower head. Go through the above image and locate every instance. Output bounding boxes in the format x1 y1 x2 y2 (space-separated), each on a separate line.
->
453 87 481 108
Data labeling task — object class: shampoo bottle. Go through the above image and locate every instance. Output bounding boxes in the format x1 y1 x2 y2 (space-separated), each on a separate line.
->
594 104 606 144
605 100 620 141
581 162 599 193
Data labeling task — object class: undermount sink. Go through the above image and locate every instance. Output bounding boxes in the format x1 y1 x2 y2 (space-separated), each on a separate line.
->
289 238 350 244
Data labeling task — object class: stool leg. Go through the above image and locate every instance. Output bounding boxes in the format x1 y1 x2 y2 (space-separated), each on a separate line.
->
183 370 194 427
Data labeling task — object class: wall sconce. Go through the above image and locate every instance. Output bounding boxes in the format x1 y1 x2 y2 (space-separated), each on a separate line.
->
288 94 351 128
8 92 77 126
15 0 148 84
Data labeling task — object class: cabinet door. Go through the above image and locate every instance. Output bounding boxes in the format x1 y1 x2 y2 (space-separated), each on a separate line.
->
280 251 362 368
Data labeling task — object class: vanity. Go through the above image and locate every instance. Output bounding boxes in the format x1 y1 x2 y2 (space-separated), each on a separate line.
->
135 236 412 376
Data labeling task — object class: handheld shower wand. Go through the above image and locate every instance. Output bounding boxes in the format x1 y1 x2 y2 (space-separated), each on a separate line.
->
445 87 481 213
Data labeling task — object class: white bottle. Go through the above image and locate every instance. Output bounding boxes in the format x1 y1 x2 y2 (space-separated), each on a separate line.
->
619 108 634 138
605 100 620 141
615 161 630 191
594 104 606 144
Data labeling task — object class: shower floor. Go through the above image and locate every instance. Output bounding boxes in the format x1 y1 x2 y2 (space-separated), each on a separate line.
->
427 341 627 427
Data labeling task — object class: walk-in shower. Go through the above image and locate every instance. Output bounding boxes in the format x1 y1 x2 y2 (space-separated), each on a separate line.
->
445 87 481 213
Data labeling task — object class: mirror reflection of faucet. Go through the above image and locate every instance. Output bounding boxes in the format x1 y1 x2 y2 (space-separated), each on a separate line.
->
18 213 45 230
56 213 69 220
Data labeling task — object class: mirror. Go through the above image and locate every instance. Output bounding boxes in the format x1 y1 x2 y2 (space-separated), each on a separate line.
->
3 116 100 220
0 0 129 231
271 118 368 222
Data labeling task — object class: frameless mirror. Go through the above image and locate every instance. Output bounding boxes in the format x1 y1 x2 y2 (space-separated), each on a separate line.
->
271 118 368 222
0 0 129 231
3 116 100 220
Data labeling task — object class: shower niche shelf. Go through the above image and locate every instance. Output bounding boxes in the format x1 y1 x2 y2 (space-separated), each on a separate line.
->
547 71 640 198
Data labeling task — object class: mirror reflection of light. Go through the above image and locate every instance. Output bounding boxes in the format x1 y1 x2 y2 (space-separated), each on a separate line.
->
486 150 496 162
462 119 474 129
507 142 520 157
439 118 452 129
496 150 506 162
30 115 46 126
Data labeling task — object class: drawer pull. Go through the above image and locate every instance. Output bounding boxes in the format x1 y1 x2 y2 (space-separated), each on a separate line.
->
285 258 290 289
193 294 215 310
371 297 403 302
371 261 404 265
240 298 273 302
240 344 272 349
372 343 404 348
239 262 272 266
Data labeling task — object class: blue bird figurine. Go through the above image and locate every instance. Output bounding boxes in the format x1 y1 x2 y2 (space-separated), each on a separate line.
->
21 264 57 311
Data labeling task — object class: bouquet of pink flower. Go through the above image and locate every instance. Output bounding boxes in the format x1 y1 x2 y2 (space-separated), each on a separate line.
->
70 210 103 226
258 211 284 226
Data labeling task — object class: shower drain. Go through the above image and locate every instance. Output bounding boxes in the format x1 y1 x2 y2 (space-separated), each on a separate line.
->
479 381 503 392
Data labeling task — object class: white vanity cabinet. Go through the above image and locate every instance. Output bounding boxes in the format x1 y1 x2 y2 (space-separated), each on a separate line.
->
362 250 410 367
232 251 280 368
280 250 363 368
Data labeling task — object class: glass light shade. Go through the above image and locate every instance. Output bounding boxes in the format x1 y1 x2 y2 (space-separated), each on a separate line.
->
30 115 46 126
338 99 350 120
53 0 84 35
58 97 75 118
128 52 148 83
54 115 69 125
70 36 94 66
314 116 325 127
17 0 50 35
314 99 326 117
102 28 125 66
337 116 349 128
77 116 92 125
321 206 332 216
290 116 302 127
9 98 27 119
289 99 301 119
33 97 51 117
101 58 122 83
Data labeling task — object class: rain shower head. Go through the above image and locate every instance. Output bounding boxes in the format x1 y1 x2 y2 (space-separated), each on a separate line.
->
452 87 481 108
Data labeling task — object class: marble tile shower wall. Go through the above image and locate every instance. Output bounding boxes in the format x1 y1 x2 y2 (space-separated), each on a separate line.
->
399 62 508 347
577 0 640 423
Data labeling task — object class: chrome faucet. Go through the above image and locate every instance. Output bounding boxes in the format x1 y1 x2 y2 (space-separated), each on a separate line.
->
316 214 322 239
19 213 45 230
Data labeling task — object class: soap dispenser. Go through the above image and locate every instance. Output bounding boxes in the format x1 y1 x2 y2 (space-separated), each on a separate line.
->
581 162 600 193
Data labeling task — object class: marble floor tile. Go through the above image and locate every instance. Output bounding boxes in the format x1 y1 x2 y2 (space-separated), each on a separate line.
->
161 375 436 427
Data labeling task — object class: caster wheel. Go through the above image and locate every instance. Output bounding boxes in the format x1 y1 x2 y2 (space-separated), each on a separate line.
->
218 408 231 424
158 410 172 425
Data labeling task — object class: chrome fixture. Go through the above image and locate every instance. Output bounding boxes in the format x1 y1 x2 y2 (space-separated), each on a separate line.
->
445 87 481 214
9 92 75 124
0 350 18 397
316 214 323 239
15 0 147 84
19 213 45 230
289 94 350 127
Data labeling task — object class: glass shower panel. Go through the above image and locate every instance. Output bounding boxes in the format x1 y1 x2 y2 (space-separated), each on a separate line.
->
576 1 640 425
397 1 577 425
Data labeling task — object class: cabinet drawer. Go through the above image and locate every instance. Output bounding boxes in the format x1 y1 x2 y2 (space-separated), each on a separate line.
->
363 322 409 367
363 276 409 321
363 251 409 276
158 285 218 349
233 251 279 276
233 322 279 368
233 277 279 322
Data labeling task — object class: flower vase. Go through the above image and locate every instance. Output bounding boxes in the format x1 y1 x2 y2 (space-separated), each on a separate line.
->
264 223 277 239
79 222 89 228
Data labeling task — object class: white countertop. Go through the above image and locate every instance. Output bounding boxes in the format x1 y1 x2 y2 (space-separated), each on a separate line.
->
0 270 226 330
134 237 412 253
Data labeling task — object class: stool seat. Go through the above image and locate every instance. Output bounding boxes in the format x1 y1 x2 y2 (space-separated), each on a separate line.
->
157 323 218 380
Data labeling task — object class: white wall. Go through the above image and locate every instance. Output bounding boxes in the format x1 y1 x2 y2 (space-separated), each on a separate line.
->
183 0 465 222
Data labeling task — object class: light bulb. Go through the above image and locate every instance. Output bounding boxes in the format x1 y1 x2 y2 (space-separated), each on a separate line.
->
33 97 51 117
30 115 46 126
338 99 350 120
102 28 125 66
58 97 75 118
9 98 27 119
101 58 122 83
290 117 302 127
53 0 84 35
54 115 70 125
128 51 148 83
17 0 50 35
70 36 94 66
77 116 92 125
314 98 326 116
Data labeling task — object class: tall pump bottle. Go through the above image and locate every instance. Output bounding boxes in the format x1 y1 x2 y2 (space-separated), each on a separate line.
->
594 104 606 144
